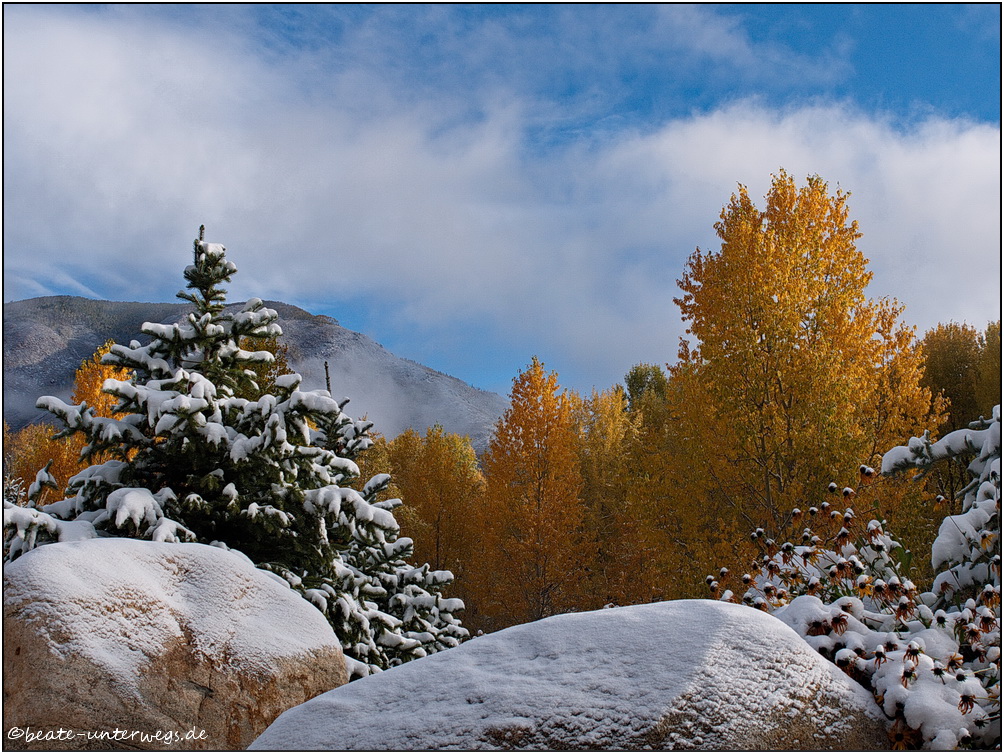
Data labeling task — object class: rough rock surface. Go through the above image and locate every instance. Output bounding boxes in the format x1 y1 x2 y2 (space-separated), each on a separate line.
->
252 599 890 750
3 539 347 750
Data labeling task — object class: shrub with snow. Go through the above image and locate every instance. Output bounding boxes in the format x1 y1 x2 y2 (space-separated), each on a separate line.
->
713 406 1000 749
2 229 467 678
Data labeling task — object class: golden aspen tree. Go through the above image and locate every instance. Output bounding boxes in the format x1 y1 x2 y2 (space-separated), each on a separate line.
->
3 422 80 506
910 320 1000 549
920 322 983 433
70 340 131 419
672 170 944 573
472 358 592 631
568 385 639 608
357 431 422 536
386 426 484 576
355 427 483 610
637 363 749 599
619 367 686 602
974 320 1001 416
4 341 132 504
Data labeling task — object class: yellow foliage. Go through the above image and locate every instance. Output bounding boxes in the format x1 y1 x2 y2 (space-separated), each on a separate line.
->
670 170 946 579
71 340 130 419
569 385 653 607
3 422 81 507
4 341 131 505
355 427 483 610
384 426 484 575
470 358 593 631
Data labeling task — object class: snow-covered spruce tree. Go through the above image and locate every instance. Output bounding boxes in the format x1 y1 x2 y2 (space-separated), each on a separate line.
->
2 230 467 678
713 406 1000 749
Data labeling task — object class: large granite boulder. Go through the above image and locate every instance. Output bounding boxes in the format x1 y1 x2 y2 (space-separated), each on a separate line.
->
3 539 347 750
253 599 889 750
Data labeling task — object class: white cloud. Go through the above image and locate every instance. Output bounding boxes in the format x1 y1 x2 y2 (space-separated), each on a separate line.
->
3 7 999 395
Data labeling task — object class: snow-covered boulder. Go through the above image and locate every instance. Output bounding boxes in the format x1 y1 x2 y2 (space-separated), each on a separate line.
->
3 539 347 750
252 599 889 750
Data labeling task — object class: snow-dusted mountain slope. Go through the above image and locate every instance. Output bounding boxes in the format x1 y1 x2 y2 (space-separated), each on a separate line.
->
2 296 507 449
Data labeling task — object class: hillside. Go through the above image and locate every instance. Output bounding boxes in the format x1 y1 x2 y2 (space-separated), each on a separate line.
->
2 296 507 449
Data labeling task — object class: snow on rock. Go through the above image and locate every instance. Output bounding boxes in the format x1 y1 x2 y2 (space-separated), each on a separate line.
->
3 539 347 750
251 599 888 751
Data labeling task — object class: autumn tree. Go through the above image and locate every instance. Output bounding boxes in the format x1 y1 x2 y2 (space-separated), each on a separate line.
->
568 385 640 607
4 341 130 505
920 322 983 433
470 358 592 631
360 425 483 587
71 340 131 419
916 320 1001 528
975 320 1001 415
3 422 80 507
671 170 944 575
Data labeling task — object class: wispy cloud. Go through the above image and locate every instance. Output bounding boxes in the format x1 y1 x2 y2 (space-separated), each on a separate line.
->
4 6 999 393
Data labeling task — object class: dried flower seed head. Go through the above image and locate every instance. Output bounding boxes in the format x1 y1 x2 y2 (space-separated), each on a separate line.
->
835 527 851 548
830 613 849 635
873 647 887 667
888 719 921 750
977 606 997 632
807 618 829 636
980 585 1000 608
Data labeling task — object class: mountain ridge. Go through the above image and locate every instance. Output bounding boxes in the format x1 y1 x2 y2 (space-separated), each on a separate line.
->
2 296 507 450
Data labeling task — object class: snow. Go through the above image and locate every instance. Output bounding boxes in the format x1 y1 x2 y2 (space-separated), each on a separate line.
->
251 599 884 750
104 488 158 530
3 538 341 690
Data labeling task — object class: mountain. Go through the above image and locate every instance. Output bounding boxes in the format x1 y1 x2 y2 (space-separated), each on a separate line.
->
2 296 507 450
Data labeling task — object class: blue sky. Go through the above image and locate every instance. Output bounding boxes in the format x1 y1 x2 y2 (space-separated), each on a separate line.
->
4 4 1001 397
